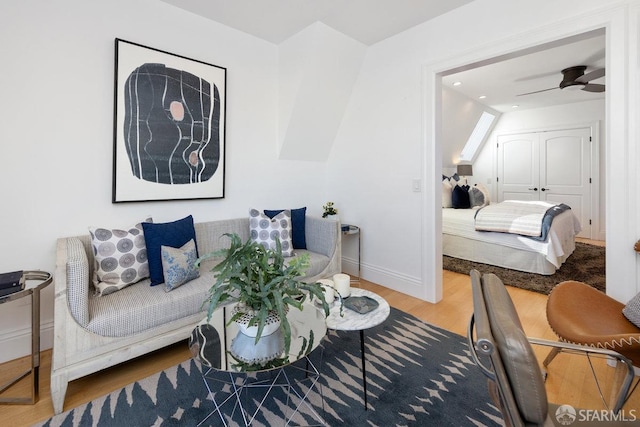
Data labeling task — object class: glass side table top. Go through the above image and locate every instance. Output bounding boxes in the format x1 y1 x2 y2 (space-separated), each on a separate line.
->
0 270 52 303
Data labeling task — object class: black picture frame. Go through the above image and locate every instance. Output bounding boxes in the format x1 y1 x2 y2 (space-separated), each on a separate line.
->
112 39 226 203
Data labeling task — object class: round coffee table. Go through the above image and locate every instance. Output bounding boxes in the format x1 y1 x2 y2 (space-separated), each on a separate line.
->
190 301 327 426
325 288 390 410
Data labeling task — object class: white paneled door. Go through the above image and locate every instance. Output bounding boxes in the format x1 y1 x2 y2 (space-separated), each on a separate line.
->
497 127 592 238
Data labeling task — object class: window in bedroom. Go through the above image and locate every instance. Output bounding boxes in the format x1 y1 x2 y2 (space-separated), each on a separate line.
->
459 111 496 162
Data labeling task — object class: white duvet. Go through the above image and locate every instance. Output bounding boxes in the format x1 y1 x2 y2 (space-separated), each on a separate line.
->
442 207 582 268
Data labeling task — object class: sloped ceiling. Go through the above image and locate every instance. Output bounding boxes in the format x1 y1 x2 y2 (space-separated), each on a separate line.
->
158 0 476 45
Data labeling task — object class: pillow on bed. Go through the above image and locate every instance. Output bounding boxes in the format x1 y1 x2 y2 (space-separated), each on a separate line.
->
452 184 471 209
469 183 491 208
442 179 453 208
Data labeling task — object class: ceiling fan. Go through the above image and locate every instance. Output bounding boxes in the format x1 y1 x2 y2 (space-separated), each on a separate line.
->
517 65 605 96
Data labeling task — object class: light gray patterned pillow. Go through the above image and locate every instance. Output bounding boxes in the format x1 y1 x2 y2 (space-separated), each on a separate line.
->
161 239 200 292
89 218 151 296
622 292 640 328
469 183 491 208
249 208 293 256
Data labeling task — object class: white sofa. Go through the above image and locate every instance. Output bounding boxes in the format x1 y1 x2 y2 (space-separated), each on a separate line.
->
51 216 340 414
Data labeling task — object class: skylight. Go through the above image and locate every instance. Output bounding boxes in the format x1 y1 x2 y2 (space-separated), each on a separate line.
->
459 111 496 162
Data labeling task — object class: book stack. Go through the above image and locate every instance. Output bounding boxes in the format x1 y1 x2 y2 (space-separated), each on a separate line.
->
0 270 24 298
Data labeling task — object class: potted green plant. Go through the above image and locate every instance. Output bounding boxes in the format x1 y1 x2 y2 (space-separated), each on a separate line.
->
197 233 331 357
322 201 338 219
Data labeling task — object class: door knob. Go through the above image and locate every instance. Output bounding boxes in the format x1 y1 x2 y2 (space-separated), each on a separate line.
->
541 188 549 191
528 187 538 191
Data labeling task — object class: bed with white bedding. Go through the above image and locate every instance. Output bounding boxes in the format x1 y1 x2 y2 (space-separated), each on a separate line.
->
442 204 582 275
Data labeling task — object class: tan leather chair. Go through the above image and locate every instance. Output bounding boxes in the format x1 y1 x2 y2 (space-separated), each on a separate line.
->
467 270 635 426
545 281 640 369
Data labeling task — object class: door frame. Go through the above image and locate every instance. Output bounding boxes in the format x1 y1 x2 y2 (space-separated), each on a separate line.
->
421 6 636 303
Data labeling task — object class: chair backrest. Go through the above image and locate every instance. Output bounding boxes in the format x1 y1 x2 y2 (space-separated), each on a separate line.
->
468 270 550 427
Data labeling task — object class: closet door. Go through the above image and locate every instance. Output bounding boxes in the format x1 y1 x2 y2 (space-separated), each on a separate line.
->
540 128 591 238
497 133 540 201
497 128 592 238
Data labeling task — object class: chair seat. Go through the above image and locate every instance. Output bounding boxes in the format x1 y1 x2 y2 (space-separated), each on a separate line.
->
547 281 640 365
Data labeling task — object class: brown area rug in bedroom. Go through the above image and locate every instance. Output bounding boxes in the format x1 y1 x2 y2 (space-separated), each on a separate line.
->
443 242 605 295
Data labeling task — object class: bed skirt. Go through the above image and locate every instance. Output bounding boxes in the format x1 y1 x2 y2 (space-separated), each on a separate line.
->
442 233 568 275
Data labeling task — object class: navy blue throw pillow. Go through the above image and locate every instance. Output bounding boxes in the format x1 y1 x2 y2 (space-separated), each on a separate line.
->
452 185 471 209
142 215 198 286
264 207 307 249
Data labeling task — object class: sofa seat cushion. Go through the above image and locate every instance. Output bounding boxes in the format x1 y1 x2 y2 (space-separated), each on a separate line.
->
85 271 214 337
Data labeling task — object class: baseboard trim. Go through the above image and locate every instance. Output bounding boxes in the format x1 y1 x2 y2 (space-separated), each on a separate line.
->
0 321 54 364
342 257 424 300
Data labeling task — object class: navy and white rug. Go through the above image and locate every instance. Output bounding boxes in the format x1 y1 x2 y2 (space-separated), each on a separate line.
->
38 308 502 426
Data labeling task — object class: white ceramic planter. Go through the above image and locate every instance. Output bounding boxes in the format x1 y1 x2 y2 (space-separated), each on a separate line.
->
233 305 283 337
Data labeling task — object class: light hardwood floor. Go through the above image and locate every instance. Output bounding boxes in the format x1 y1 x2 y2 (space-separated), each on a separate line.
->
1 265 637 425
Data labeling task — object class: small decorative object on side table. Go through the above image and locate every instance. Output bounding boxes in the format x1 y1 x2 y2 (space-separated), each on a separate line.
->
0 270 52 405
322 201 338 220
325 288 390 410
341 224 361 283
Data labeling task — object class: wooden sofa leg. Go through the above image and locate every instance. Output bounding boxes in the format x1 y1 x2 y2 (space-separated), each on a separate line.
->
50 371 69 415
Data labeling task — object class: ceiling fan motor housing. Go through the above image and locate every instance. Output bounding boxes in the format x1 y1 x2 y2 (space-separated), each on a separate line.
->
559 65 587 90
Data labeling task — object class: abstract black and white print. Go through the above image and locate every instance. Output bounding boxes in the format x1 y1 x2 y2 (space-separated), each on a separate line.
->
113 39 226 203
123 63 220 185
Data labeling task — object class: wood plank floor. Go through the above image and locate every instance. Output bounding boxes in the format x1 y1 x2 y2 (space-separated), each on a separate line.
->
1 267 637 425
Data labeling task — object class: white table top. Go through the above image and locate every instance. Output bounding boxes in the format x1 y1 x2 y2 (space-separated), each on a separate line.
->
325 288 390 331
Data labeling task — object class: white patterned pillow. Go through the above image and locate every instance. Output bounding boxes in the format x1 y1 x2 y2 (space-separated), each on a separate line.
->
442 179 453 208
89 218 151 296
249 208 293 256
622 292 640 328
161 239 200 292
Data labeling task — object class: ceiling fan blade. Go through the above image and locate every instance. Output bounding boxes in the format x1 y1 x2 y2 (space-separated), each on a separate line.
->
576 68 605 83
516 87 558 96
581 83 605 93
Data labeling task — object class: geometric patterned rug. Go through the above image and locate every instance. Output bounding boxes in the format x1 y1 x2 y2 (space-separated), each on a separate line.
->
37 308 502 426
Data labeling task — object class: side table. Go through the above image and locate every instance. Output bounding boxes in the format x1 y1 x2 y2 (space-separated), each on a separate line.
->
0 270 52 404
341 224 360 283
325 288 390 410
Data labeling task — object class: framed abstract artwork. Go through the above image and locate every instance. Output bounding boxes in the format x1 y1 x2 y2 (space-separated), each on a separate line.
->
112 39 226 203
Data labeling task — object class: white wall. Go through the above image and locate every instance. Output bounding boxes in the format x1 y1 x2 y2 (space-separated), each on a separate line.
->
278 22 366 161
476 99 606 239
0 0 329 363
